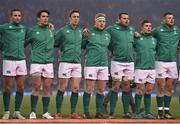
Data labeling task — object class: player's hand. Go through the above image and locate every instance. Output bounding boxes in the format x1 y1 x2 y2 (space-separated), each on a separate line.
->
134 31 141 37
82 28 90 37
48 22 55 31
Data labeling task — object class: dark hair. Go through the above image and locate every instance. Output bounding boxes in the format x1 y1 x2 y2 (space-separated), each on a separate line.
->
163 12 173 17
141 20 151 27
69 9 80 17
37 9 50 18
10 8 22 16
118 12 128 18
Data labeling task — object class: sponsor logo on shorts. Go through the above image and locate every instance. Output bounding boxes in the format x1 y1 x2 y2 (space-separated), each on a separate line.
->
114 72 118 75
158 73 162 77
89 74 93 77
138 78 143 82
6 70 11 74
63 73 67 76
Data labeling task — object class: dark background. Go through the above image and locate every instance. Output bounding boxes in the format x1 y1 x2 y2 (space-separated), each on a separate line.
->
0 0 180 94
0 0 180 29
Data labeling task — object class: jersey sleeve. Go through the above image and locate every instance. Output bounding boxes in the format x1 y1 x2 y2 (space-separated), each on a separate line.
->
24 28 33 47
54 29 63 48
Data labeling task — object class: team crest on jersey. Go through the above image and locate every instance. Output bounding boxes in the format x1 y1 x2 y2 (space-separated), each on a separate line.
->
173 28 177 34
106 36 109 40
140 37 143 40
66 30 70 33
91 33 95 36
9 26 13 28
36 31 40 34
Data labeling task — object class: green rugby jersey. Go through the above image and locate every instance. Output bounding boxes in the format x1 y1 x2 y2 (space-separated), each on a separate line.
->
82 27 110 66
55 23 82 63
152 23 180 62
0 23 26 60
106 23 135 62
25 24 54 64
134 33 157 69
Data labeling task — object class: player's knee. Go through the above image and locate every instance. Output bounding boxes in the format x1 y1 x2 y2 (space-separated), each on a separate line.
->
122 84 131 92
157 88 164 96
96 87 105 94
4 87 11 93
85 87 93 94
33 85 41 92
145 88 153 94
136 87 144 95
16 86 24 92
158 86 165 92
96 90 104 95
165 85 173 91
44 85 50 92
72 86 79 93
59 85 67 92
112 85 120 92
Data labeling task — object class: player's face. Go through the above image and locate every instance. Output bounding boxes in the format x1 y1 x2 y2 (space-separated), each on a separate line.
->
95 20 106 31
142 23 152 34
38 12 49 26
10 11 22 24
164 14 174 27
118 14 129 27
69 12 80 27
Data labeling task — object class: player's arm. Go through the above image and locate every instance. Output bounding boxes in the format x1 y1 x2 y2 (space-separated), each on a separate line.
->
54 29 63 48
24 28 33 47
0 25 6 50
177 28 180 51
81 35 89 50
